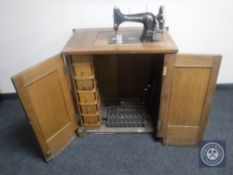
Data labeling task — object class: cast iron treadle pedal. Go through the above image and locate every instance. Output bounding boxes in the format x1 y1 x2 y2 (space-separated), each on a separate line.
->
106 102 147 127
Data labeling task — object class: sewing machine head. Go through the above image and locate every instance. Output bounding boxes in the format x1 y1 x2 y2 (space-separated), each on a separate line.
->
113 6 165 42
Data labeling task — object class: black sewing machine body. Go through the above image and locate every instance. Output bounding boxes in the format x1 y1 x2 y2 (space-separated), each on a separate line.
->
113 6 165 42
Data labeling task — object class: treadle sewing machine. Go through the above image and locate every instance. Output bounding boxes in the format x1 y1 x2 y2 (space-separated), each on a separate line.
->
110 6 165 43
12 5 221 161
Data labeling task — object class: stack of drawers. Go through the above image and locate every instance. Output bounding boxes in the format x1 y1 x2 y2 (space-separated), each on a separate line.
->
72 55 101 128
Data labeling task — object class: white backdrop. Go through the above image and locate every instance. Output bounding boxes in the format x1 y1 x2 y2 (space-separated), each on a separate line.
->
1 0 233 93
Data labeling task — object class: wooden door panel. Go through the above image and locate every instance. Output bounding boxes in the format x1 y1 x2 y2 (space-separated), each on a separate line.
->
166 126 199 145
27 71 70 139
12 55 78 160
158 54 221 145
168 68 211 126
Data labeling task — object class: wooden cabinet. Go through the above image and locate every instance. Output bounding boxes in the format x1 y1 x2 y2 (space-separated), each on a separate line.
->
11 27 221 160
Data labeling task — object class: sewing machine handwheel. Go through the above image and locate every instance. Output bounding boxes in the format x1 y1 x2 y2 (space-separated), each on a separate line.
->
158 6 165 31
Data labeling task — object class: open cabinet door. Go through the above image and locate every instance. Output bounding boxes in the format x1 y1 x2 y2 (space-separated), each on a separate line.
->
12 55 78 161
158 54 221 145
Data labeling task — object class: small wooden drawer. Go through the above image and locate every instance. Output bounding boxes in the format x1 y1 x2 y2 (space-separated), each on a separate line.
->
81 104 97 114
78 88 99 103
73 63 93 77
75 78 95 90
80 98 100 114
72 55 94 78
84 123 100 129
82 113 99 125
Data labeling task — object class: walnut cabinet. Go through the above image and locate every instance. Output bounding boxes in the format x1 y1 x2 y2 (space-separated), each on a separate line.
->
12 28 221 160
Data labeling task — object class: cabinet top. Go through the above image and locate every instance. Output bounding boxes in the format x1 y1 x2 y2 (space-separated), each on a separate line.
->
62 27 178 55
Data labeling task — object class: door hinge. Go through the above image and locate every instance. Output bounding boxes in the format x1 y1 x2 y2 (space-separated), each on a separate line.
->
162 66 167 76
157 120 161 131
28 118 32 125
64 65 71 75
46 150 52 157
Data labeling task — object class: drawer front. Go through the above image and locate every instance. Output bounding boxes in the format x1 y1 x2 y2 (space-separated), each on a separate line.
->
80 105 97 114
76 79 94 90
79 93 96 103
73 63 93 77
83 115 99 124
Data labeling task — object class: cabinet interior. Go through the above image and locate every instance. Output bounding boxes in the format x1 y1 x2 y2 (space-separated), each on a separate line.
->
71 54 164 133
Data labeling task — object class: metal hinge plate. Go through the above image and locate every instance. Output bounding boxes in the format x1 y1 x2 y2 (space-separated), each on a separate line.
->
157 120 161 131
162 66 167 76
46 150 52 157
64 65 71 75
